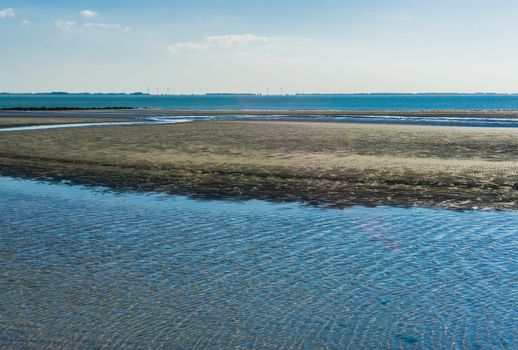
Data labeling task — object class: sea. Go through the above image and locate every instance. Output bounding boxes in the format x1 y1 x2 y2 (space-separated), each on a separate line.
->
2 93 518 111
1 94 517 349
5 94 518 128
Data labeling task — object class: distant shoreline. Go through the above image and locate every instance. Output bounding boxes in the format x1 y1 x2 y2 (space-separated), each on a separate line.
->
2 92 518 96
1 107 132 111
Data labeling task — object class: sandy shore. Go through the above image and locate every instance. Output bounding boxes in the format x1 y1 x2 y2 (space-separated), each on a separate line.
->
1 118 518 209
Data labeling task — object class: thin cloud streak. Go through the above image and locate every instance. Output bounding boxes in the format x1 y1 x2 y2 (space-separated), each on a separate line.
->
167 34 278 55
84 22 132 32
56 19 75 30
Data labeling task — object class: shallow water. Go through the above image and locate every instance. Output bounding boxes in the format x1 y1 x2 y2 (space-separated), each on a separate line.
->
148 114 518 128
3 115 518 131
0 119 192 132
0 177 516 349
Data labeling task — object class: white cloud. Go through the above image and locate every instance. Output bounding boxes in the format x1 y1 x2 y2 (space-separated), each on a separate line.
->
84 22 132 32
80 10 97 18
0 8 15 18
167 34 277 55
56 19 75 30
20 19 30 25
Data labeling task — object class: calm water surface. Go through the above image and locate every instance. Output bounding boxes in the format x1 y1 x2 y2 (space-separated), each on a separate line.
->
4 94 518 110
0 176 516 349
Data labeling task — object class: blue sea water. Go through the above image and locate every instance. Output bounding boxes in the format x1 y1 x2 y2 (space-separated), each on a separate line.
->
1 95 517 348
6 94 518 128
0 176 516 349
3 93 518 110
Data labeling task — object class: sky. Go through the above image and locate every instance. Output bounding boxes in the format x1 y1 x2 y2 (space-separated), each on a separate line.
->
1 0 518 94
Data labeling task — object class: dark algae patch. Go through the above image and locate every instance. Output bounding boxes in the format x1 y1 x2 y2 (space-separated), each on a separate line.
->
1 107 132 111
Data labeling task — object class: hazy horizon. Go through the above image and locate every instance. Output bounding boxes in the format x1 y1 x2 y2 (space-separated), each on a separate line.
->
2 1 518 93
4 92 518 96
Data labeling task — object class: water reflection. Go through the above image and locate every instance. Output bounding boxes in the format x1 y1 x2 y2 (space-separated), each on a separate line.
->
0 177 516 349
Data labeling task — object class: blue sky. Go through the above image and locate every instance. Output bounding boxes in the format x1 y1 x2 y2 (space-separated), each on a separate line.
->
1 1 518 93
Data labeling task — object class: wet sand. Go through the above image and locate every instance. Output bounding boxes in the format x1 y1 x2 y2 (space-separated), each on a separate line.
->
1 118 517 209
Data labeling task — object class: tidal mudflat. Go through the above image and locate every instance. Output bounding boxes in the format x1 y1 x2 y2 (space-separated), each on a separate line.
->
1 119 518 209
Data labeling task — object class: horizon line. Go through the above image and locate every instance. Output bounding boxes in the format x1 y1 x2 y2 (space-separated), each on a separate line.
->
2 92 518 96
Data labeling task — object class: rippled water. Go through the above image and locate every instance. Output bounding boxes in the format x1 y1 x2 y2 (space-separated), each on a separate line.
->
0 176 516 349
